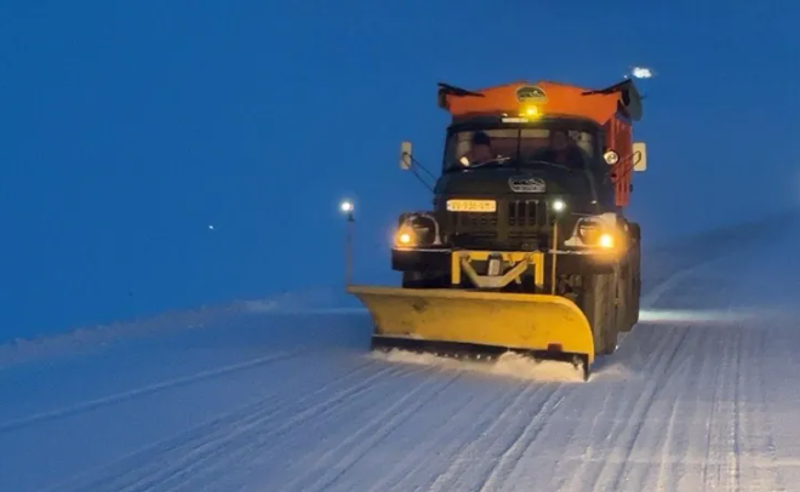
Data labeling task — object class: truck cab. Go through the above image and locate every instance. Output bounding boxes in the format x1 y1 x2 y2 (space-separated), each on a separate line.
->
434 115 615 253
394 80 645 276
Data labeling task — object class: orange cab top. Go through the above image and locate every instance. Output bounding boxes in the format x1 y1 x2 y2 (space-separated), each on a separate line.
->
437 79 642 125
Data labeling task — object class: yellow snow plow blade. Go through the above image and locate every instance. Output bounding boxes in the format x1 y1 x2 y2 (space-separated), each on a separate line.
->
348 285 595 376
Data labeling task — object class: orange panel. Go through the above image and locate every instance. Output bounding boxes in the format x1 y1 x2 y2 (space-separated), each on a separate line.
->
442 80 622 125
608 118 633 207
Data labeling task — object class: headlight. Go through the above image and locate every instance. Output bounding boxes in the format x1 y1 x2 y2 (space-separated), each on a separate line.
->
577 218 602 244
395 227 416 247
598 233 614 249
394 213 441 248
568 214 618 250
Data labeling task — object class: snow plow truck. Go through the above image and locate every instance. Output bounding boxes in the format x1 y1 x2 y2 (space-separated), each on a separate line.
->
348 78 647 380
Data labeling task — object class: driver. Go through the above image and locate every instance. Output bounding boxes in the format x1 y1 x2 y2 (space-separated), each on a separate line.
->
460 131 494 166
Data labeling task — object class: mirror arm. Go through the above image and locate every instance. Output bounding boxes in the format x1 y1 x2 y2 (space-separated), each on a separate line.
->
399 141 435 192
408 153 435 191
409 155 437 181
410 167 434 192
609 151 641 184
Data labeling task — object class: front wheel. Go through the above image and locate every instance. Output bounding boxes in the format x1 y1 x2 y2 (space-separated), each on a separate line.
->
618 256 635 333
578 271 619 355
628 223 642 326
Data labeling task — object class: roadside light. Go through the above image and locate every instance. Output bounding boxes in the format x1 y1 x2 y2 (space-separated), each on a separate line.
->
340 199 355 223
599 233 614 249
552 199 566 213
340 198 355 287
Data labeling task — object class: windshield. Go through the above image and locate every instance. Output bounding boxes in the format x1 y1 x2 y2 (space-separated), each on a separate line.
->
443 127 596 172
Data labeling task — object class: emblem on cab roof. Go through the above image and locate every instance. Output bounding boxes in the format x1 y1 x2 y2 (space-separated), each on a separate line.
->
509 176 546 193
516 85 547 103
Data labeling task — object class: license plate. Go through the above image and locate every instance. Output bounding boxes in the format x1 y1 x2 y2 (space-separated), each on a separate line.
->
446 199 497 213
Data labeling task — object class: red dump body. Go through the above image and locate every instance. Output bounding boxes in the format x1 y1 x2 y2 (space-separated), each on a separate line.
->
437 79 643 208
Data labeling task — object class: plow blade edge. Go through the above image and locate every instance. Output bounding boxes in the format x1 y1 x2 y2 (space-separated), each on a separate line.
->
348 285 595 371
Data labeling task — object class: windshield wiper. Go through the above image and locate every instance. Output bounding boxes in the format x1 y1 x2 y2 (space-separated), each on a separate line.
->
467 156 512 169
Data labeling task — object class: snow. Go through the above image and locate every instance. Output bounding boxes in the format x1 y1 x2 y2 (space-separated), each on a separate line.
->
3 217 800 491
372 350 586 383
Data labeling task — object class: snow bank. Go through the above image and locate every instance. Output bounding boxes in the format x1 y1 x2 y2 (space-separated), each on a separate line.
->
235 286 363 314
640 210 796 296
0 303 233 369
0 287 362 369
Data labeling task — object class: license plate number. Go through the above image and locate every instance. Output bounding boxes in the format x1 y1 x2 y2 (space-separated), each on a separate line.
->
446 199 497 213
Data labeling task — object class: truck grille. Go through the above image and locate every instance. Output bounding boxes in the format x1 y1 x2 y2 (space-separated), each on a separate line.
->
507 200 548 228
443 199 550 249
449 211 499 229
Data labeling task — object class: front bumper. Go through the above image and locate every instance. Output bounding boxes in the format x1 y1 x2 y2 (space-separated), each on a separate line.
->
392 246 621 276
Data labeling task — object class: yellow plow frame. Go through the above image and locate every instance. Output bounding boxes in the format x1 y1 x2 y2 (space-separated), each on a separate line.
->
348 250 596 379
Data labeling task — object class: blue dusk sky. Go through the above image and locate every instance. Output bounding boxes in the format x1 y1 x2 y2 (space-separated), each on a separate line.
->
1 1 799 338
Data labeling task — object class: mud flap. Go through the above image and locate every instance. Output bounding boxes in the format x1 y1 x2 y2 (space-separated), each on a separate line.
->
348 285 595 376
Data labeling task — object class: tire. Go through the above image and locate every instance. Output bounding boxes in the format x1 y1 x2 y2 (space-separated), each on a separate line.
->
631 243 641 325
618 259 634 333
579 272 619 355
629 223 642 325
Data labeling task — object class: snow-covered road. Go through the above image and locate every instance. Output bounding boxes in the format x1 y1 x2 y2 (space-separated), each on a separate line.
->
3 223 800 491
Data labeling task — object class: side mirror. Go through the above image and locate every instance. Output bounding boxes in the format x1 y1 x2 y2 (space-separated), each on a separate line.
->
399 141 413 170
632 142 647 171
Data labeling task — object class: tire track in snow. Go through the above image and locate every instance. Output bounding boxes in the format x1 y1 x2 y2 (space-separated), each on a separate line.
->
130 361 418 492
650 328 713 492
748 328 789 491
155 362 446 492
546 380 616 491
700 270 741 489
0 348 312 435
362 382 532 492
701 327 745 491
193 365 455 491
728 330 743 491
668 324 727 492
281 368 464 492
474 387 566 492
598 326 691 491
557 257 720 490
699 325 729 491
420 383 544 492
484 262 716 492
606 322 708 491
48 355 402 492
550 323 691 491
